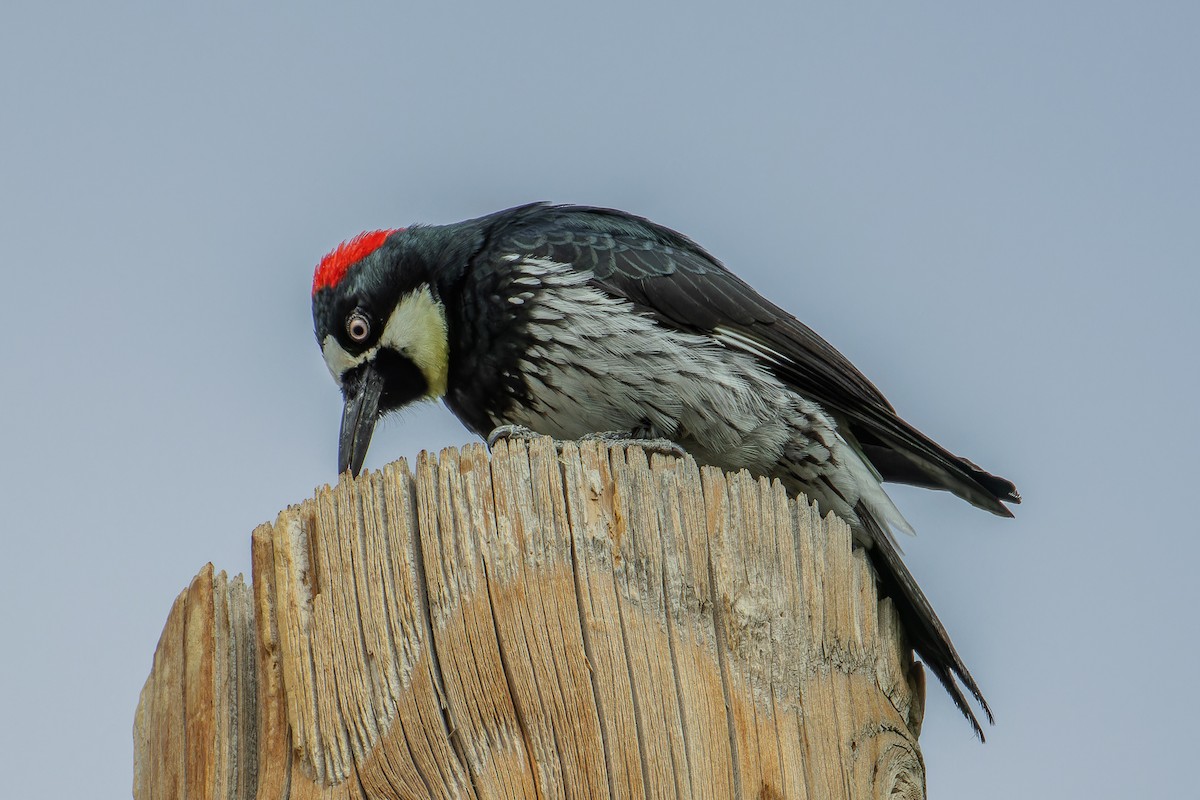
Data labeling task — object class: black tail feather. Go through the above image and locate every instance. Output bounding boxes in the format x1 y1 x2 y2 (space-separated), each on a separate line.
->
852 412 1020 516
857 506 993 740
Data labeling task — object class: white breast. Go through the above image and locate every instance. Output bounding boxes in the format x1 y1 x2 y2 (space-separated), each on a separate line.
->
501 258 795 471
496 257 914 542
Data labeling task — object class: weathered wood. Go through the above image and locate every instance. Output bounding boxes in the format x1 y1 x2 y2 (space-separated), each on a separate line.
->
134 439 927 799
133 566 258 799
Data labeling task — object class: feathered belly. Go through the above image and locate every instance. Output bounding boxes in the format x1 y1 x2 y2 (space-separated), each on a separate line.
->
501 329 911 542
491 267 909 538
504 326 799 475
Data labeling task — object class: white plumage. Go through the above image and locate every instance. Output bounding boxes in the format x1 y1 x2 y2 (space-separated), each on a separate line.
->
502 257 914 545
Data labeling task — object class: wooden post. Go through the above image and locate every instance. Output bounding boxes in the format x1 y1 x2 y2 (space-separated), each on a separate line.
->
134 438 927 799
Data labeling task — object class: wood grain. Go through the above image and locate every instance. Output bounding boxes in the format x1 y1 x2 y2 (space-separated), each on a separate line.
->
134 439 927 799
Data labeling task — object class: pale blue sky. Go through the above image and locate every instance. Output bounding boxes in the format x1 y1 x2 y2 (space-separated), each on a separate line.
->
2 2 1196 797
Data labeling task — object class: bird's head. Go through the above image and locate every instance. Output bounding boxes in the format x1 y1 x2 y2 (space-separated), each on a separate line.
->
311 229 449 476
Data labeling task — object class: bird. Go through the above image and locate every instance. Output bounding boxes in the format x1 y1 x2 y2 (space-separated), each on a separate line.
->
310 202 1019 738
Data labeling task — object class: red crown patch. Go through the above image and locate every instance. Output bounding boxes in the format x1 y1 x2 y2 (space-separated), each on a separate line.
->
312 229 402 296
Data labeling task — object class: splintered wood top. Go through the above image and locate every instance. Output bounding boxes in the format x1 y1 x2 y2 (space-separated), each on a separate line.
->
134 439 926 800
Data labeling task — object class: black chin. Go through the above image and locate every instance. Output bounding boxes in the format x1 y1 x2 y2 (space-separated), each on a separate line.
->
337 351 429 477
375 349 428 414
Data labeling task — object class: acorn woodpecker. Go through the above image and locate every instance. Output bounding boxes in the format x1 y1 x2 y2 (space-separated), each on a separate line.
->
311 202 1019 738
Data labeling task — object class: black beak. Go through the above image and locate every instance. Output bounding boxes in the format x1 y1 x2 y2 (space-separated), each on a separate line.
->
338 362 385 476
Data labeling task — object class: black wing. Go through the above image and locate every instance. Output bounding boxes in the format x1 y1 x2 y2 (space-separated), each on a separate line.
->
495 203 1020 513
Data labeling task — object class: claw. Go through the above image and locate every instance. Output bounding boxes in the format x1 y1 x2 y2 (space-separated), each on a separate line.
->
579 431 688 460
486 424 544 448
486 425 688 460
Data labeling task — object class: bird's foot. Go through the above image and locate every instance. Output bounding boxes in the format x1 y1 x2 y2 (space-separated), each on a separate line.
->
579 430 688 460
485 425 687 460
486 424 548 448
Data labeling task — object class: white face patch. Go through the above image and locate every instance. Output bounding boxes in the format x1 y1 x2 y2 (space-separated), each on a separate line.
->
321 285 450 398
321 335 358 384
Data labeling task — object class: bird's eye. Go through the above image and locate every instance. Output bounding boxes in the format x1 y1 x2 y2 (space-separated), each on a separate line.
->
346 311 371 342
